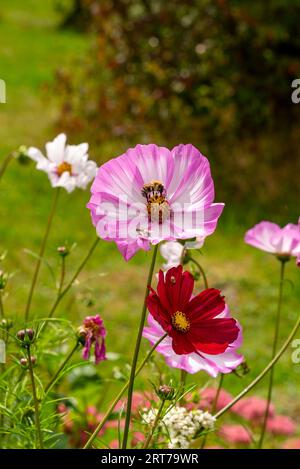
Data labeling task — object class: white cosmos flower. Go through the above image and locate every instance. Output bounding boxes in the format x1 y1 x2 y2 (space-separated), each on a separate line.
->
160 238 204 270
28 133 97 193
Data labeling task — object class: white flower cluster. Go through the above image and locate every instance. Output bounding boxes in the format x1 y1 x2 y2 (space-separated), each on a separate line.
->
142 405 215 449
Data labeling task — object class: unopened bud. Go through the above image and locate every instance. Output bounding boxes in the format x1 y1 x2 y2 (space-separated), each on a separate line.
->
30 356 37 365
157 384 175 401
57 246 70 258
13 145 30 165
17 328 35 345
20 358 28 367
1 318 13 329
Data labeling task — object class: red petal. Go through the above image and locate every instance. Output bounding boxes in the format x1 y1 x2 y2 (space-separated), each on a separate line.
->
146 292 171 331
185 288 225 321
171 331 196 355
189 318 239 346
165 265 194 313
195 343 229 355
157 270 172 311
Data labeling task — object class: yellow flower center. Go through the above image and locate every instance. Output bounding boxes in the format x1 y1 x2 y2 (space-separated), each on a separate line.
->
56 161 72 176
141 180 170 224
171 311 190 333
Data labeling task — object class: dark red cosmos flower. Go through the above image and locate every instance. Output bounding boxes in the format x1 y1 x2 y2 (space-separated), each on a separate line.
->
146 265 239 355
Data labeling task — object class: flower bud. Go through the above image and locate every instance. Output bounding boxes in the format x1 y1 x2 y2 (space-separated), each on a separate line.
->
157 384 176 401
13 145 30 165
16 328 35 345
57 246 70 257
20 358 28 367
30 356 37 365
1 318 13 330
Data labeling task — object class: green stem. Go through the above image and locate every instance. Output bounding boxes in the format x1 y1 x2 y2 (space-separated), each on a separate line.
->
44 341 79 394
48 237 99 319
83 332 167 449
57 256 66 297
27 345 43 449
189 258 208 289
257 259 286 448
143 399 165 449
0 291 4 319
215 311 300 420
122 244 159 449
201 373 224 449
0 154 13 182
24 188 60 321
179 369 187 405
212 373 224 415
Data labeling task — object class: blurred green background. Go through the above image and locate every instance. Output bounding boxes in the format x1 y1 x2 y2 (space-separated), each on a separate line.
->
0 0 299 446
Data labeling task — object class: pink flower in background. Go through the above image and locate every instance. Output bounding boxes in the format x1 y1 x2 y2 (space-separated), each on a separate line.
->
28 133 97 193
219 424 252 445
87 144 224 260
131 432 145 448
266 415 296 436
109 439 119 449
282 438 300 449
143 305 243 377
78 315 107 364
244 220 300 262
231 396 275 423
114 391 152 413
199 387 233 412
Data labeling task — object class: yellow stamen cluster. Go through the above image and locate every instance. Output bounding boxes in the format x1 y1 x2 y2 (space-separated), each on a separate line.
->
141 180 170 223
56 161 72 176
171 311 190 333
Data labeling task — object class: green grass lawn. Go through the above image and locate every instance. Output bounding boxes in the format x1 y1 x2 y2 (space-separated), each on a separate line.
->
0 0 299 447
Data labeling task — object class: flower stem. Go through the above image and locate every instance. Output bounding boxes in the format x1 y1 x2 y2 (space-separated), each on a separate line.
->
26 345 43 449
201 373 224 449
44 341 80 394
122 244 159 449
257 259 286 448
83 332 167 449
189 257 208 289
0 153 13 182
0 291 4 319
57 255 66 297
212 373 224 414
48 237 99 319
24 188 60 321
214 310 300 420
143 399 166 449
179 369 187 405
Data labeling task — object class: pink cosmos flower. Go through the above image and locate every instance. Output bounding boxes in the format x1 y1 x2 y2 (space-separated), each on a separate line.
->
244 220 300 263
87 144 224 260
266 415 296 436
28 133 97 193
78 315 107 364
231 396 275 423
143 306 243 377
219 424 252 445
